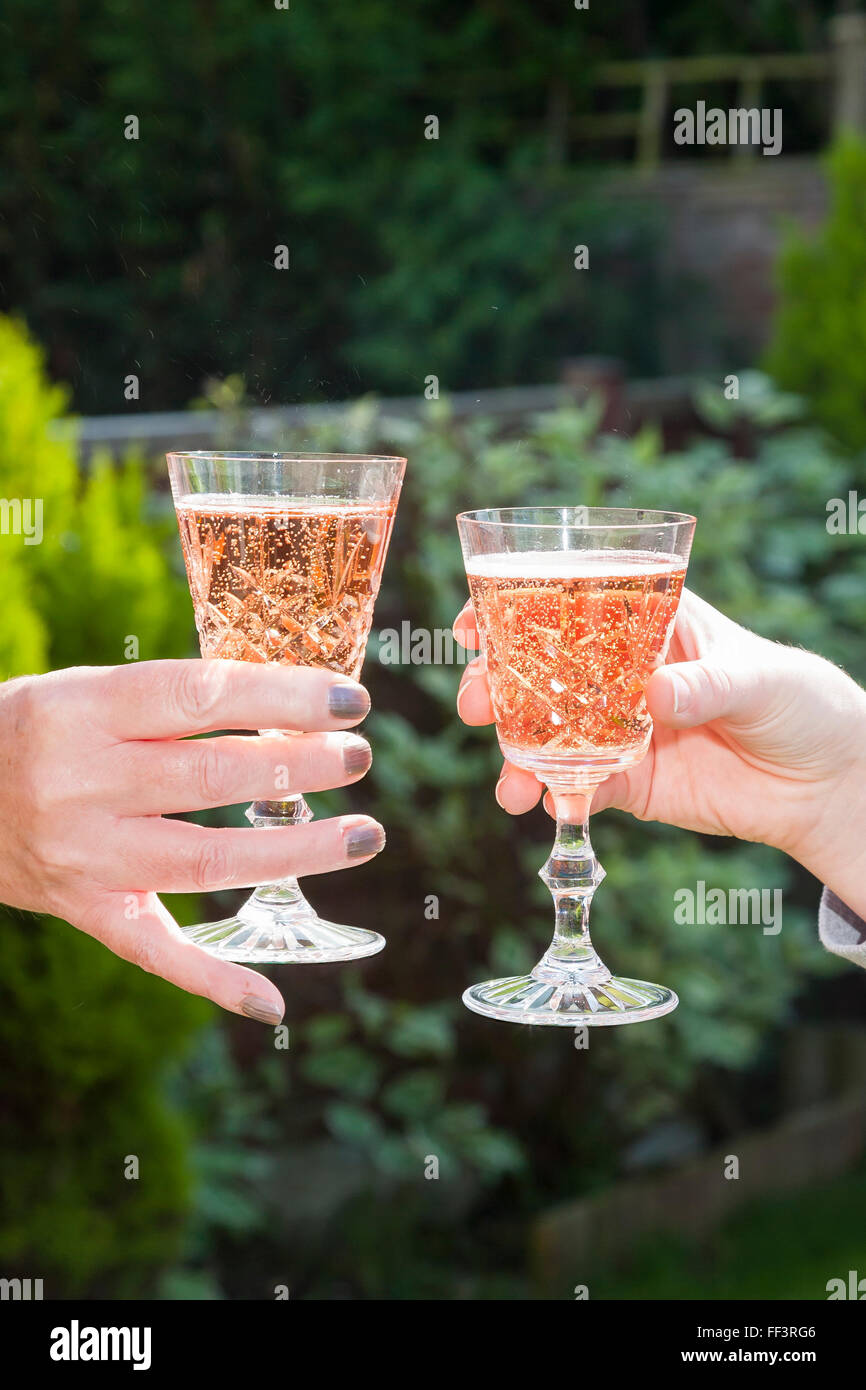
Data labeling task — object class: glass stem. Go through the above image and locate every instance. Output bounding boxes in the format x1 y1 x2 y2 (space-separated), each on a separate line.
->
533 784 611 987
246 793 314 908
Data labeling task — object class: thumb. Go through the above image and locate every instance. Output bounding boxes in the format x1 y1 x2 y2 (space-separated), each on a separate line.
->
646 658 768 731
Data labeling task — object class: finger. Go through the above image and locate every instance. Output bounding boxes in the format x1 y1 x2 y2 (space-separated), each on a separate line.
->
646 656 768 731
588 772 632 814
95 660 371 739
496 760 543 814
103 814 387 892
453 602 480 650
541 772 631 820
113 731 372 814
76 890 286 1024
456 657 495 725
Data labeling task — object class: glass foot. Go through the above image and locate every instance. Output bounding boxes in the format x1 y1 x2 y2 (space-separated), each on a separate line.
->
181 884 385 964
462 973 678 1027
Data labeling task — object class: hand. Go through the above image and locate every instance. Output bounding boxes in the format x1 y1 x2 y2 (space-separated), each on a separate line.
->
455 590 866 916
0 660 384 1023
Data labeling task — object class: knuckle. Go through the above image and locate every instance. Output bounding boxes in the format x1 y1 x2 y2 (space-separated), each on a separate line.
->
24 767 57 828
192 836 234 891
76 893 114 940
129 931 164 977
10 677 53 768
703 664 733 707
28 777 58 825
194 742 233 804
169 661 231 727
34 830 84 878
6 673 42 727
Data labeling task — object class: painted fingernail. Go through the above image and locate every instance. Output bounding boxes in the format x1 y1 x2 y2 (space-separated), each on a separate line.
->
345 823 386 858
342 735 372 776
241 995 284 1025
670 671 690 715
328 684 371 719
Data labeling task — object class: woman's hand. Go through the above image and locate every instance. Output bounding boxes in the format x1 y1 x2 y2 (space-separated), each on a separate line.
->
0 660 384 1023
454 590 866 916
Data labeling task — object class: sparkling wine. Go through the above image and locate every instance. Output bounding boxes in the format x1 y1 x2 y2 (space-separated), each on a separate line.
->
467 550 685 757
175 494 397 678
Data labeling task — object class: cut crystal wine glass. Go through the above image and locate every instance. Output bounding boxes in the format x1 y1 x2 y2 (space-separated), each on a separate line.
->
457 506 696 1026
167 451 405 963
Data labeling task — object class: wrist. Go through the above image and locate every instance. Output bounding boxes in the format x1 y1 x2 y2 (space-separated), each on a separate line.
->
786 755 866 919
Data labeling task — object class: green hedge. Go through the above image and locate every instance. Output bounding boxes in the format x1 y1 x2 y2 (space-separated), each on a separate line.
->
0 0 819 413
0 317 209 1295
766 137 866 453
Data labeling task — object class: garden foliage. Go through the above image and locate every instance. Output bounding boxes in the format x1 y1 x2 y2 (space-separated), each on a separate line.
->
0 0 823 413
164 379 859 1298
1 309 863 1296
766 138 866 453
0 317 208 1294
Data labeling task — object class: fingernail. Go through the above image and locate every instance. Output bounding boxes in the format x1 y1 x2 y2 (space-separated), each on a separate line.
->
342 735 372 776
241 995 283 1025
344 823 386 858
670 671 690 715
494 775 506 808
328 684 371 719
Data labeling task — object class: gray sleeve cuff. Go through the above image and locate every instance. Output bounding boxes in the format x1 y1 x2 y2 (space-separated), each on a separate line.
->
819 888 866 968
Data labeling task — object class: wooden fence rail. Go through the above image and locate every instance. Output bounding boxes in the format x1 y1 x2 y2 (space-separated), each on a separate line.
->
573 10 866 170
55 363 698 462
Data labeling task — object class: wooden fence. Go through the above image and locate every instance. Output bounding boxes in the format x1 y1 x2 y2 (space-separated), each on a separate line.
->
557 10 866 170
56 363 698 461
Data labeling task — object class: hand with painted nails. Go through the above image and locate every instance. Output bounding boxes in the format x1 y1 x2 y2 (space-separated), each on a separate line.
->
0 660 384 1023
455 589 866 918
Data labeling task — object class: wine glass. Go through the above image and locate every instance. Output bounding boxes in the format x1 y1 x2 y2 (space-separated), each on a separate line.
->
166 451 405 963
456 506 696 1026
